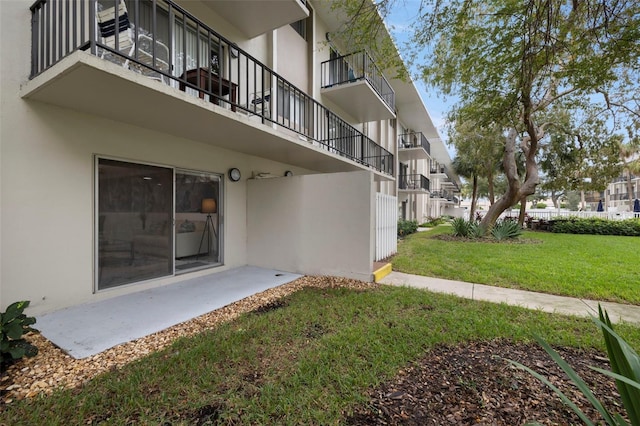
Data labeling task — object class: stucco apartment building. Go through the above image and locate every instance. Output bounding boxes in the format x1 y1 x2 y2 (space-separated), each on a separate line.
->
0 0 459 315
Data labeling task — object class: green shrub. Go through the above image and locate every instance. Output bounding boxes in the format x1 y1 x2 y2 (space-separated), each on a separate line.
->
397 219 419 237
421 216 447 227
451 218 485 238
1 301 38 369
535 202 548 209
491 220 523 240
451 218 470 237
509 306 640 425
551 217 640 236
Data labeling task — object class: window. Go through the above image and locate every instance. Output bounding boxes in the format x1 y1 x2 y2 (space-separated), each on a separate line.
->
173 16 225 78
277 83 308 133
290 18 307 40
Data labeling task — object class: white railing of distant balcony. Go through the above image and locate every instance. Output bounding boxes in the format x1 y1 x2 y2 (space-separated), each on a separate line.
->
466 209 640 221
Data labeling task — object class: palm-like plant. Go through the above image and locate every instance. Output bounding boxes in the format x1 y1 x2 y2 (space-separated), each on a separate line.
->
509 306 640 425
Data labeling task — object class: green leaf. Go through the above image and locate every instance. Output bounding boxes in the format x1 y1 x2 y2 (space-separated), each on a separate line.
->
533 335 618 425
595 305 640 425
589 367 640 392
5 321 23 340
8 345 26 360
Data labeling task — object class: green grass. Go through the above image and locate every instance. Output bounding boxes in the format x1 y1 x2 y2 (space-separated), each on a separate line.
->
3 286 640 425
393 226 640 304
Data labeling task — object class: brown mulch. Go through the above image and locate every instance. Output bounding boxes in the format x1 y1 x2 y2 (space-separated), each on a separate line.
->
1 277 625 425
347 340 624 426
0 276 375 405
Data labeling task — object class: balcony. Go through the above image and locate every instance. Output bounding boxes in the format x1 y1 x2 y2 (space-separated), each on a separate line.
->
25 0 393 178
441 179 459 192
398 132 430 162
430 190 454 202
430 163 448 177
610 193 636 202
203 0 309 39
398 174 430 193
320 51 395 122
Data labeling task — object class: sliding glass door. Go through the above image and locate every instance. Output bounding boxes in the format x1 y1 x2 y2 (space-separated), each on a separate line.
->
96 159 223 290
97 159 173 289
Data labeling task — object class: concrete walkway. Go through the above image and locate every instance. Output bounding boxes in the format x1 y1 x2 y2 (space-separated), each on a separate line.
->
380 271 640 325
37 266 302 359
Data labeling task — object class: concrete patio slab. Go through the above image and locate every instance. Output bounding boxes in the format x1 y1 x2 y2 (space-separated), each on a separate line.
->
37 266 302 359
381 271 640 324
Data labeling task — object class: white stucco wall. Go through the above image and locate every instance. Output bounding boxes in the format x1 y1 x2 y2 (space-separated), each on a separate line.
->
1 92 316 315
0 0 401 315
276 25 310 91
247 171 375 282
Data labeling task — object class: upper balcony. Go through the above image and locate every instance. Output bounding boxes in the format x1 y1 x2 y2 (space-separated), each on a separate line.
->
25 0 393 178
203 0 309 39
430 190 456 203
320 51 395 122
441 179 460 193
398 174 430 193
430 162 448 177
398 132 430 162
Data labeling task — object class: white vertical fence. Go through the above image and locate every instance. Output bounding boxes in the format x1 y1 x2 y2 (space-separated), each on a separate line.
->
376 193 398 261
465 209 640 221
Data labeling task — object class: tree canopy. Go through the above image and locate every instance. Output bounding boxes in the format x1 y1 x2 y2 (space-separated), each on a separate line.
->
333 0 640 226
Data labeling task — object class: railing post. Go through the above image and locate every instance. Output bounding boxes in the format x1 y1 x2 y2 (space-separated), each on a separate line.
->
30 4 39 77
88 0 96 55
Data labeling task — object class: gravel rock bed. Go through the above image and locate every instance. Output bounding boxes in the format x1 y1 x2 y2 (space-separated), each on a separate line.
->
1 276 375 405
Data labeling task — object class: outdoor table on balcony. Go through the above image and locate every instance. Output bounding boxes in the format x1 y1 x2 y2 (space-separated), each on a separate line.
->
179 68 237 112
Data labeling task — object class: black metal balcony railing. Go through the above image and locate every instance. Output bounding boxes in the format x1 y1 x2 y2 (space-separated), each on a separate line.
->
320 51 395 113
29 0 393 176
613 174 638 183
398 174 429 191
430 190 453 201
430 163 447 175
398 132 430 155
610 193 635 201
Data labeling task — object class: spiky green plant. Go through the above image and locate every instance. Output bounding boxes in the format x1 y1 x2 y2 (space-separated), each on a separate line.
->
509 306 640 425
451 217 470 237
491 220 523 240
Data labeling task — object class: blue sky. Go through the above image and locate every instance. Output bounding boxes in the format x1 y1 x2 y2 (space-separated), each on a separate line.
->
383 1 457 157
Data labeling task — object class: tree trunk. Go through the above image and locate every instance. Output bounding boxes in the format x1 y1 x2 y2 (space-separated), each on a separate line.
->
470 174 478 221
480 128 522 230
479 111 541 231
580 190 586 210
518 195 527 227
488 169 495 205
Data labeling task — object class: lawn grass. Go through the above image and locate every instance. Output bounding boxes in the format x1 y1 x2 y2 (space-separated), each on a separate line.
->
3 286 640 425
392 226 640 304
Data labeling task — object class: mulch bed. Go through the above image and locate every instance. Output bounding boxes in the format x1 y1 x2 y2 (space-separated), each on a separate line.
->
346 340 624 425
1 278 626 425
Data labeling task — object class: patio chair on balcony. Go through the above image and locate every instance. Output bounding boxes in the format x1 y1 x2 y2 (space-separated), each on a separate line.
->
242 90 271 118
97 0 170 84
